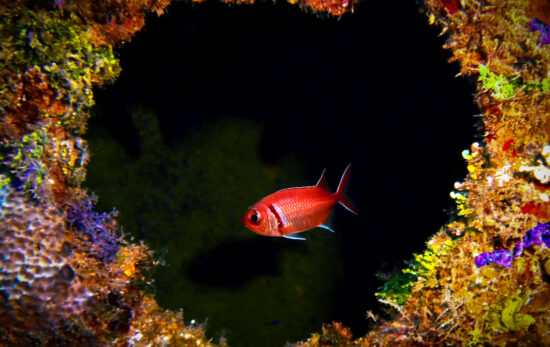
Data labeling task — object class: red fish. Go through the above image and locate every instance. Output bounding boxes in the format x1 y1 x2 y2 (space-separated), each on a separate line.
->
242 164 357 240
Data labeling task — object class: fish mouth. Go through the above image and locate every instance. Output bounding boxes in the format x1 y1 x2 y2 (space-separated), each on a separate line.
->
242 209 255 228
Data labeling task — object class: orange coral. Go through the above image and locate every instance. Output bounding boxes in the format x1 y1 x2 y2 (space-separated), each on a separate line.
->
0 68 69 141
64 0 171 46
295 0 355 16
213 0 356 16
295 322 356 346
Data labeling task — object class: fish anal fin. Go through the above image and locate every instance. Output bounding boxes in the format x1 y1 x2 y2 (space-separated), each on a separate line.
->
319 224 335 233
283 234 306 241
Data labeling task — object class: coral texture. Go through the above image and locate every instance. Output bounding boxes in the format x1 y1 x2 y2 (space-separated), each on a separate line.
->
216 0 355 16
0 0 224 345
0 186 92 344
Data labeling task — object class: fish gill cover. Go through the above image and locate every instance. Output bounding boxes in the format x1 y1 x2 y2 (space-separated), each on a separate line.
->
0 0 549 346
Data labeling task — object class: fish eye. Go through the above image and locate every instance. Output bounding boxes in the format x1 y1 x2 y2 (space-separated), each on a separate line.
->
250 212 260 224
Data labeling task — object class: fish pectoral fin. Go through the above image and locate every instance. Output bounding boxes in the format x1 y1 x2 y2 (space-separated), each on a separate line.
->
319 224 335 233
283 234 306 241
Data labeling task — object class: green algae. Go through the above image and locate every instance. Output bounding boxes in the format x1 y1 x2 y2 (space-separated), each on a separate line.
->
376 239 453 308
478 65 550 100
3 129 52 200
0 8 120 132
486 290 535 333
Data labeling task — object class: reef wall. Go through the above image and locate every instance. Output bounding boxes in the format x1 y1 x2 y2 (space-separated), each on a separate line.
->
0 0 221 345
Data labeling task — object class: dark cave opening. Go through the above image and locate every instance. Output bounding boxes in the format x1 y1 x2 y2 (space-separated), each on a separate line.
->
88 0 478 345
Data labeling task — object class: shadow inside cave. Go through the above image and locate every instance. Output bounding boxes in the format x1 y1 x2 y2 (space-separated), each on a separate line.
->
187 237 307 287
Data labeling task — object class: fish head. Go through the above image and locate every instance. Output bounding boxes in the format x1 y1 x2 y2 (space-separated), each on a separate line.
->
242 203 280 237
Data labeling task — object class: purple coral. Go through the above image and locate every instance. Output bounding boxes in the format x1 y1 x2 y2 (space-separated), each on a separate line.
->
530 18 550 44
521 222 550 249
475 249 513 268
476 223 550 268
66 196 120 262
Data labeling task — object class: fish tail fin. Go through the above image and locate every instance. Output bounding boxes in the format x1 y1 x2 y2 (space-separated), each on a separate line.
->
335 163 358 215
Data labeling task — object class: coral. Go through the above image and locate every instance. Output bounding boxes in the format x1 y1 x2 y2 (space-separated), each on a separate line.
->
476 222 550 268
530 17 550 44
293 322 356 347
4 129 52 201
0 186 92 344
475 248 514 268
0 180 218 345
216 0 355 16
0 7 120 138
1 125 90 203
487 290 535 333
293 0 356 16
66 195 120 263
0 0 225 345
374 270 416 308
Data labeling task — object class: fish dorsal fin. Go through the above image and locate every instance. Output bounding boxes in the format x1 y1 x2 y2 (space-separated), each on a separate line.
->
315 168 328 190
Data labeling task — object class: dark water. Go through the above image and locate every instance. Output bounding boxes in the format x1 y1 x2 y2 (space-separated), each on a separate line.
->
88 0 477 345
